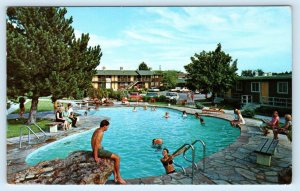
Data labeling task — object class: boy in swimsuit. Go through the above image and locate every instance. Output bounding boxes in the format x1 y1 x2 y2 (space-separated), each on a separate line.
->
91 120 126 184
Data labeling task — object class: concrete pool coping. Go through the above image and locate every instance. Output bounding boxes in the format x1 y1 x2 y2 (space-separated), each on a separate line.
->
6 105 292 184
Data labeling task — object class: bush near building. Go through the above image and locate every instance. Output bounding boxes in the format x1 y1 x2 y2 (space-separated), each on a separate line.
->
255 106 292 117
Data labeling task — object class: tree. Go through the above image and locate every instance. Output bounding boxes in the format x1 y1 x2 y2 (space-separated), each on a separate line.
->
138 62 150 70
7 7 102 123
241 69 264 77
256 69 264 76
184 43 238 102
162 70 179 89
241 70 254 77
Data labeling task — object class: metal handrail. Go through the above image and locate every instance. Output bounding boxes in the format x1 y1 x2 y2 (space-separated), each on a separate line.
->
172 143 195 184
173 160 186 175
189 139 206 172
170 139 206 184
32 122 47 136
19 125 40 148
19 122 47 148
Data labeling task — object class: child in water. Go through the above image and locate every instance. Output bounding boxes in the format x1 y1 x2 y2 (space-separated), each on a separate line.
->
165 112 169 118
182 111 187 118
132 106 137 112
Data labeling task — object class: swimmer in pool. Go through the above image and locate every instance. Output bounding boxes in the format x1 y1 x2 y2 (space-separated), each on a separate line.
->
152 138 163 150
164 112 169 118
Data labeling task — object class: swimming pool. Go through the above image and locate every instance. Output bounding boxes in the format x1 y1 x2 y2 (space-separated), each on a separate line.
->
26 107 240 179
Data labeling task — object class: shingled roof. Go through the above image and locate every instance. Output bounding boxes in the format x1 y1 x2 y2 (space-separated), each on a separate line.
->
96 70 138 76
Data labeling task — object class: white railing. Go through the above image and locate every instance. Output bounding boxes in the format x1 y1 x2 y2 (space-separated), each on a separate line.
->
260 96 292 108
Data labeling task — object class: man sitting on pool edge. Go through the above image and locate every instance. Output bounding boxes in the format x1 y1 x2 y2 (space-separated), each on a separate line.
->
91 119 126 184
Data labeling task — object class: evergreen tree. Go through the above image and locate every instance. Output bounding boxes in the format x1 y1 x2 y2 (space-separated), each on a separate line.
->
138 62 150 70
184 43 238 102
7 7 102 123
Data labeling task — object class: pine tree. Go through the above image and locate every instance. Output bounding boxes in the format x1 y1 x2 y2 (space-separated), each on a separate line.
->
7 7 102 123
138 62 150 70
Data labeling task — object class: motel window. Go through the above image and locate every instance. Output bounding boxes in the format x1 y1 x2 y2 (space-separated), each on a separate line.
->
251 82 260 93
277 82 288 94
236 81 242 91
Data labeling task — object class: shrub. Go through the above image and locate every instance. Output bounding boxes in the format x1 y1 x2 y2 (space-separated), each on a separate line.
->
194 100 204 109
159 86 167 91
223 98 241 109
241 108 255 118
142 96 150 102
170 98 177 105
157 95 167 102
255 106 292 117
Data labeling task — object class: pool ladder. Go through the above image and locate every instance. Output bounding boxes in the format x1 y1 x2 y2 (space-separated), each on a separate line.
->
172 139 206 184
19 122 47 148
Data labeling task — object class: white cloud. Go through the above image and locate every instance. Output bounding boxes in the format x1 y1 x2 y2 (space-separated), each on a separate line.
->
74 30 125 50
83 7 291 73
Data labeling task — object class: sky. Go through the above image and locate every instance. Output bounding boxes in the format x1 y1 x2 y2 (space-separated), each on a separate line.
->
66 6 292 74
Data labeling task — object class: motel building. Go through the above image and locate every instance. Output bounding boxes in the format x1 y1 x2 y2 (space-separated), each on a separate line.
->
225 74 292 109
92 67 163 91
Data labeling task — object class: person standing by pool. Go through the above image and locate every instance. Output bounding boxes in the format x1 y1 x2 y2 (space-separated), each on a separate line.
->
91 120 126 184
67 103 77 127
19 97 26 118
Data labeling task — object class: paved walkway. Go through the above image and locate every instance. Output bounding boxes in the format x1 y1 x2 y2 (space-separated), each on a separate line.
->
6 105 292 184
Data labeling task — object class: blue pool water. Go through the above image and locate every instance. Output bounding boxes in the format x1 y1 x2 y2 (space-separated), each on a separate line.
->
26 107 240 179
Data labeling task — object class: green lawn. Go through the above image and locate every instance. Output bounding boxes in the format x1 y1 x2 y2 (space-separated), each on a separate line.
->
150 102 169 106
12 100 54 114
7 118 53 138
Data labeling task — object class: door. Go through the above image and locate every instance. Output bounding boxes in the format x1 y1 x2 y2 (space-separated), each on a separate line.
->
261 82 269 104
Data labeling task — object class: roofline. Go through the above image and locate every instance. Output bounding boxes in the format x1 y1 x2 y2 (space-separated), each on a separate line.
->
238 75 292 80
95 69 163 76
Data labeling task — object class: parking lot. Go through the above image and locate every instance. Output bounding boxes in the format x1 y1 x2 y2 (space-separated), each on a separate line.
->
158 91 210 101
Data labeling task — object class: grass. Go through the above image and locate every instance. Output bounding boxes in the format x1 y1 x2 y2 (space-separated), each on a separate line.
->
150 102 169 106
12 100 54 114
7 118 53 138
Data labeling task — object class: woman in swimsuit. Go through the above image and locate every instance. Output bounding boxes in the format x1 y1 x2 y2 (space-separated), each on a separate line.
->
160 147 188 174
160 148 176 174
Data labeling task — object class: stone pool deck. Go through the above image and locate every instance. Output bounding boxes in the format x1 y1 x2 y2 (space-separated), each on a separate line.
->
6 105 292 184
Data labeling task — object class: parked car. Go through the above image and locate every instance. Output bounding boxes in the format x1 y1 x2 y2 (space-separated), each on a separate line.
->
148 88 160 92
170 87 181 92
180 87 190 92
165 92 180 100
129 92 142 100
146 92 159 98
